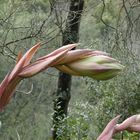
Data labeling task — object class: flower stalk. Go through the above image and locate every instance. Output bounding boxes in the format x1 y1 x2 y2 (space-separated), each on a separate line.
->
0 43 123 111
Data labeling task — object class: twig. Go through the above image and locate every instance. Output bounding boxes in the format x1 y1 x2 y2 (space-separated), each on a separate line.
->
100 0 116 30
16 84 33 95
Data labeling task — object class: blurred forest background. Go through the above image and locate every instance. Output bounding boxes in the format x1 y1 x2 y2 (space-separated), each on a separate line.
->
0 0 140 139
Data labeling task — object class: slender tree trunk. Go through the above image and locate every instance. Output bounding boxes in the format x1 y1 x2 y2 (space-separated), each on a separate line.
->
52 0 84 139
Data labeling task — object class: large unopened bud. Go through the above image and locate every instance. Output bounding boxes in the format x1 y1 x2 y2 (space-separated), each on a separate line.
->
55 50 124 80
0 43 124 111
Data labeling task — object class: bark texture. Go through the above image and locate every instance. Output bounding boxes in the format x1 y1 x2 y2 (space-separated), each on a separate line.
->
52 0 84 139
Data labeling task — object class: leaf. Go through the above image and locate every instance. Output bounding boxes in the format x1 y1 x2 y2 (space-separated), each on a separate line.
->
19 48 70 77
36 44 78 61
8 43 41 81
97 115 121 140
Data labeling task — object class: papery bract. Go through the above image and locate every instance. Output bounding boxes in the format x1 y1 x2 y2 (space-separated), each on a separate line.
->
0 43 76 111
0 43 41 111
97 114 140 140
97 115 121 140
115 114 140 132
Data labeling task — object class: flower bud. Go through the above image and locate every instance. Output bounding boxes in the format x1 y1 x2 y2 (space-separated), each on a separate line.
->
56 53 124 80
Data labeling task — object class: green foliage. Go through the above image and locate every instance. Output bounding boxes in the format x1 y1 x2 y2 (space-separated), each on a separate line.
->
92 0 120 36
122 131 140 140
0 0 140 139
54 101 97 140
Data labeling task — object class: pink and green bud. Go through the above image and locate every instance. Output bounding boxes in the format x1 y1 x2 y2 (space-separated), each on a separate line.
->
0 43 123 111
55 50 124 80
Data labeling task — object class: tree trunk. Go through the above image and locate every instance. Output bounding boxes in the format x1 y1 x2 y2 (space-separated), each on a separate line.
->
52 0 84 139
